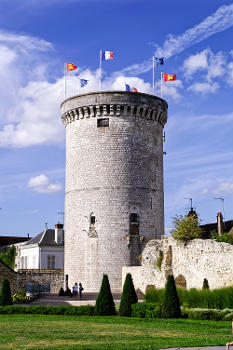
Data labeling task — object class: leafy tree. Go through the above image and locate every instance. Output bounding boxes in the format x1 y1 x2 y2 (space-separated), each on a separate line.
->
0 245 16 269
119 273 138 316
0 279 12 306
171 214 202 242
162 275 181 318
202 278 209 290
95 274 116 316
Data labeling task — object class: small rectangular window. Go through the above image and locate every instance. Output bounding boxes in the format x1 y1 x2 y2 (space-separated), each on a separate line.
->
97 118 109 127
91 216 95 224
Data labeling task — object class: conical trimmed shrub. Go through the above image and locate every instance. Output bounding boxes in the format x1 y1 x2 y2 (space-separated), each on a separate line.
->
119 273 138 316
0 279 12 306
162 274 181 318
202 278 209 290
94 274 116 315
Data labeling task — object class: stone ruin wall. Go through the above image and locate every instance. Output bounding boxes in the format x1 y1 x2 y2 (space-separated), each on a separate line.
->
122 236 233 293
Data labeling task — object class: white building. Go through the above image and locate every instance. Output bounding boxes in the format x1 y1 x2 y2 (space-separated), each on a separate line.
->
16 223 64 271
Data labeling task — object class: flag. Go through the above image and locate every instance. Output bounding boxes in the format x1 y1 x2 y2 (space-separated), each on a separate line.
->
125 84 138 92
155 57 164 65
163 72 176 81
80 79 88 88
66 63 77 72
102 51 114 60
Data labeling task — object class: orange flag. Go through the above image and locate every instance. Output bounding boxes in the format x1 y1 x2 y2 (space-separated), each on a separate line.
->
163 73 176 81
66 63 77 72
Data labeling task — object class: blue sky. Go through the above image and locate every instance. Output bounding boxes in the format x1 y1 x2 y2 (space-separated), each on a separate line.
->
0 0 232 236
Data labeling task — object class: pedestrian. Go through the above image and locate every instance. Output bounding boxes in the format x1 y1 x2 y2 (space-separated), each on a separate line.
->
72 283 78 297
226 320 233 349
79 283 84 298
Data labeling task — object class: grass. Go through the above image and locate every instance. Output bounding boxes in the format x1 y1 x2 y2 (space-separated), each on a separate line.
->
0 314 232 350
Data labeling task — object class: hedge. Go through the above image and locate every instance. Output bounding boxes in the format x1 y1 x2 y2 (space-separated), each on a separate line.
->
0 305 95 315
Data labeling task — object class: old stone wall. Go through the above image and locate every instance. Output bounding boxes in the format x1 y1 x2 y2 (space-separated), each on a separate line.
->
61 91 167 292
19 269 64 293
0 261 18 294
122 237 233 293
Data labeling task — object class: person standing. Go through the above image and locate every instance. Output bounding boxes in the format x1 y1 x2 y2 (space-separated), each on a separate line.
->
73 283 78 297
79 283 84 298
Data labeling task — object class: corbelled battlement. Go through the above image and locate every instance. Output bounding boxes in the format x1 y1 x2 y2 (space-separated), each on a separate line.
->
61 91 167 127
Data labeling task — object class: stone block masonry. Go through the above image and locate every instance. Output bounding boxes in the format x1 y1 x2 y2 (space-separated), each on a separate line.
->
61 91 168 292
122 237 233 293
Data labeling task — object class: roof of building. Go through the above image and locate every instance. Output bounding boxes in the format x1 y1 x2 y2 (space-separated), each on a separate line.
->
0 236 31 247
25 229 64 247
201 219 233 236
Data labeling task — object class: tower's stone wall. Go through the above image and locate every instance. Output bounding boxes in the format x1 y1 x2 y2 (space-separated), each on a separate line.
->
61 91 167 292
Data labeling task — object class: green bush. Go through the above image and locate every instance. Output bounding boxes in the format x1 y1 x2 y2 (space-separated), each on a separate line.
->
0 304 95 315
12 289 29 304
119 273 138 316
131 302 160 318
211 232 233 245
0 279 12 306
162 275 181 318
185 308 223 320
94 274 116 316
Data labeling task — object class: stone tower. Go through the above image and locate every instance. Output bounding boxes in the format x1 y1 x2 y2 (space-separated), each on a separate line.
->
61 91 167 292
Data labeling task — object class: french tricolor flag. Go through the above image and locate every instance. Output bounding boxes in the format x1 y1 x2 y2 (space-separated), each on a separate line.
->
102 51 114 60
125 84 138 92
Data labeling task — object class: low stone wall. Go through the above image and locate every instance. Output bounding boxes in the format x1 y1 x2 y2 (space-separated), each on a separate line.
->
18 269 64 293
122 237 233 293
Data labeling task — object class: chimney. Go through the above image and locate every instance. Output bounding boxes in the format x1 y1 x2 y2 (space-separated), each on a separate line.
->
217 212 223 235
55 222 64 244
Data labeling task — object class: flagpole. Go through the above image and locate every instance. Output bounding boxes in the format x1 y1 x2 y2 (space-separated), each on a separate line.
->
160 72 163 98
100 50 102 91
64 62 66 100
153 56 155 95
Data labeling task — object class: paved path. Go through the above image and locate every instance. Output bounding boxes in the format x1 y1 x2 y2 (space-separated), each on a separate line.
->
30 292 143 306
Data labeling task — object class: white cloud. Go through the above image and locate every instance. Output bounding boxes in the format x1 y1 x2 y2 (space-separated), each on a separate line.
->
228 62 233 86
188 81 219 94
28 174 62 193
119 3 233 76
183 50 209 76
203 182 233 195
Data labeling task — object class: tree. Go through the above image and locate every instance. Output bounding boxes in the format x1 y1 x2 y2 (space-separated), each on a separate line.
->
94 274 116 316
119 273 138 316
202 278 209 290
171 214 202 243
0 245 16 269
162 274 181 318
0 279 12 306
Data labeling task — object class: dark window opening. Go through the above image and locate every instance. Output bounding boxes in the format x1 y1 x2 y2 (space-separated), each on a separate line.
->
91 216 96 224
129 213 139 235
130 213 138 223
97 118 109 127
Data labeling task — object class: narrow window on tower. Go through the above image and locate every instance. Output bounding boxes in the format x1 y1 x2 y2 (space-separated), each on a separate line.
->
97 118 109 127
129 213 139 235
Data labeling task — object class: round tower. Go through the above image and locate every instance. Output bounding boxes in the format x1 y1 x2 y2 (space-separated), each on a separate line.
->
61 91 167 292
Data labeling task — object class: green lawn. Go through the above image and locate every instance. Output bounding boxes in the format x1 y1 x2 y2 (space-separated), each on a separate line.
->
0 315 231 350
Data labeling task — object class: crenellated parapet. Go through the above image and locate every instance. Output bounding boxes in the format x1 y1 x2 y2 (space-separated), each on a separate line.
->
61 91 168 127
